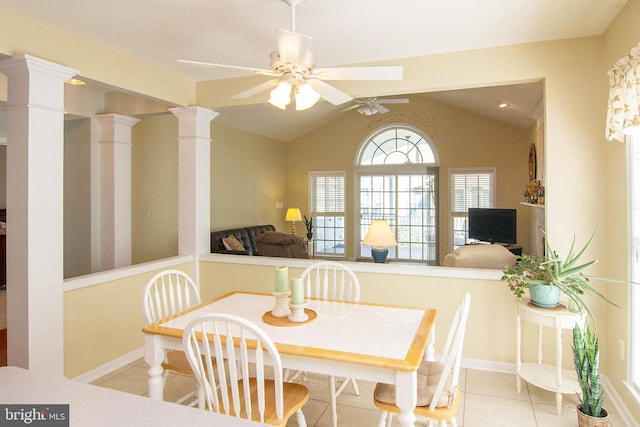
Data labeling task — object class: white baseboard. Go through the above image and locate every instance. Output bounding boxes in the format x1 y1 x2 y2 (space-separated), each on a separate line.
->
461 357 516 374
601 375 637 427
72 347 144 383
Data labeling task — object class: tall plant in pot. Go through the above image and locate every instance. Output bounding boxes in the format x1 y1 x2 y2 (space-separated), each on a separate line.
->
573 323 608 426
503 229 632 426
303 215 313 241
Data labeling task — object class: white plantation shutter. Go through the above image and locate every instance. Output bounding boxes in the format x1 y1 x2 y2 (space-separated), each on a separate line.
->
451 170 495 212
450 169 496 250
311 174 345 212
310 172 345 255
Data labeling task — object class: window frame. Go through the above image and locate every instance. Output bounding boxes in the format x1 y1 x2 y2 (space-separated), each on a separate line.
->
309 171 346 257
449 167 497 252
354 124 439 263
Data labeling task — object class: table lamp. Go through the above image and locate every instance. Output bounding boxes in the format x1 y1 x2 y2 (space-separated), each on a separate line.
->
363 220 397 263
285 208 303 235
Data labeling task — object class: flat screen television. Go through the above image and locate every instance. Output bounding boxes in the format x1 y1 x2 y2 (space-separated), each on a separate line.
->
468 208 517 244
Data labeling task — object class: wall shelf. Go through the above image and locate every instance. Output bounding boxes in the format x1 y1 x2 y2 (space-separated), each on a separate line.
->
520 202 545 209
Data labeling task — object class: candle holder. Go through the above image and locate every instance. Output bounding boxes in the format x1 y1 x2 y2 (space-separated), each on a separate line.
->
271 291 291 318
288 301 308 323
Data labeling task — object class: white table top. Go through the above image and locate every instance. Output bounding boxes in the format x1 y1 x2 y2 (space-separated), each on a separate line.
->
145 292 436 372
0 366 264 427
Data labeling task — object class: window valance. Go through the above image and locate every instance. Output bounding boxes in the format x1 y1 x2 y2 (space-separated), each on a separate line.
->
606 42 640 142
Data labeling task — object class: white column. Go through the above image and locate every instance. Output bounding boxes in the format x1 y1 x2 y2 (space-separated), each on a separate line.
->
0 54 77 373
95 114 139 270
170 107 218 283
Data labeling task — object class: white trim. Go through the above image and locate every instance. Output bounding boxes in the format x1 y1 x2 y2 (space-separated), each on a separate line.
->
0 137 6 145
606 377 638 427
63 255 194 292
72 347 144 383
200 253 502 280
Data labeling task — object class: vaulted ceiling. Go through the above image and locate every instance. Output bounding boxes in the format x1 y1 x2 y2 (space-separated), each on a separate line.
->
0 0 626 140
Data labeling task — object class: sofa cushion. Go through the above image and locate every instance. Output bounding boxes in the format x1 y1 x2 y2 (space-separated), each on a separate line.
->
256 231 299 246
256 232 309 259
222 235 245 251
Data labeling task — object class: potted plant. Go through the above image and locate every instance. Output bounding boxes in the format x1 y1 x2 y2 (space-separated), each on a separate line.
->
503 229 632 426
303 214 313 241
501 230 617 318
573 323 609 426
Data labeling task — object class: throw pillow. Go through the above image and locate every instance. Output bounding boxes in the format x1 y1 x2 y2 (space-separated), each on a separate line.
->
222 235 245 251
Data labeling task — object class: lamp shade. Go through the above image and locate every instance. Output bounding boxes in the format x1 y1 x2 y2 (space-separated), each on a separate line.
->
285 208 302 222
294 83 320 111
268 81 292 110
363 220 397 249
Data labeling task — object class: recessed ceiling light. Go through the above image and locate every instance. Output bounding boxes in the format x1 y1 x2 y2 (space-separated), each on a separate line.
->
65 78 86 86
498 102 510 109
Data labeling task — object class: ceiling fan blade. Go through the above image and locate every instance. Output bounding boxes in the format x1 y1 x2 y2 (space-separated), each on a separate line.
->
232 79 280 99
305 79 352 105
377 99 409 104
373 103 390 114
312 65 403 81
276 29 313 65
340 104 360 112
178 59 279 77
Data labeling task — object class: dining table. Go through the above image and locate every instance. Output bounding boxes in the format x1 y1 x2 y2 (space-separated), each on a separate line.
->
142 291 437 427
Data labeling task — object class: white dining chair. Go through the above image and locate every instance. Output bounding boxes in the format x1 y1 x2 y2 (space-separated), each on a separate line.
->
373 292 471 427
142 269 201 406
296 260 361 427
182 313 309 426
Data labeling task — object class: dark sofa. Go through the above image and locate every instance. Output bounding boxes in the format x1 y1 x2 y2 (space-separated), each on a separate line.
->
210 224 308 258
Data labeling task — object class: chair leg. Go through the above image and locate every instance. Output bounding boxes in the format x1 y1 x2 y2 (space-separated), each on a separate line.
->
329 376 338 427
377 411 388 427
349 377 360 396
295 409 307 427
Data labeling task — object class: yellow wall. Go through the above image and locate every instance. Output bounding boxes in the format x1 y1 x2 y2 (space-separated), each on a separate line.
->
131 114 180 264
63 262 193 378
210 124 289 232
287 94 531 262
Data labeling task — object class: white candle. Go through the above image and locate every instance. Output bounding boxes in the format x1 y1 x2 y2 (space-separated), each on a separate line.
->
275 266 288 292
290 277 304 305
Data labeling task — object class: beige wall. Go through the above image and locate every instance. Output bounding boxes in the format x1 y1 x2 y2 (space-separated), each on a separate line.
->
64 118 92 278
131 114 180 264
210 124 289 232
287 93 532 262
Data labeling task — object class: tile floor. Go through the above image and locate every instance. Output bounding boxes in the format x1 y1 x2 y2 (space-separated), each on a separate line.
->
91 358 629 426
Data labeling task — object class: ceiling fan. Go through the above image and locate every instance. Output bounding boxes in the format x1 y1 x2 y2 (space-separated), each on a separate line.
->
341 97 410 116
178 0 403 111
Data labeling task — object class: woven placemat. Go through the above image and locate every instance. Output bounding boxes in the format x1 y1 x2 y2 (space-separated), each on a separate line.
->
262 309 317 327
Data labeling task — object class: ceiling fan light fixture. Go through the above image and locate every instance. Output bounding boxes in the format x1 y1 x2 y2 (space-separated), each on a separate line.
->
268 81 293 109
357 105 378 116
294 82 320 110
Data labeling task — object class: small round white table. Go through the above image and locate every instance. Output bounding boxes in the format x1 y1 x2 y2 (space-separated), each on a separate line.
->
515 298 585 415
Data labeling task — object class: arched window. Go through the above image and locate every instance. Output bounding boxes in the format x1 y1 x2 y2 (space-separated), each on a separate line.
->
355 124 439 264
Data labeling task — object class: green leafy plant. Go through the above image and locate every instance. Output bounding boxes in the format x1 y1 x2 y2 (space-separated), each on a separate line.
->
303 215 313 235
502 229 619 322
573 323 605 418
